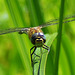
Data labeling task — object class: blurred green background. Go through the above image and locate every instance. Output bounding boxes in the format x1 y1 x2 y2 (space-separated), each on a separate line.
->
0 0 75 75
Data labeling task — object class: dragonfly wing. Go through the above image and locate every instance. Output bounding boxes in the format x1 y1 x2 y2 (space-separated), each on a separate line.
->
39 15 75 28
0 28 29 35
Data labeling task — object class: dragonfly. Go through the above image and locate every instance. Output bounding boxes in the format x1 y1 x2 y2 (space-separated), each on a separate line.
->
0 15 75 63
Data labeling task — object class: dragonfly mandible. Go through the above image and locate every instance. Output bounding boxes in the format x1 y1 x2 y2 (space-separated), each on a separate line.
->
0 15 75 63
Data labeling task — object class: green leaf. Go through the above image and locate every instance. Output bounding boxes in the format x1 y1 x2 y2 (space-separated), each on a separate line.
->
33 33 57 75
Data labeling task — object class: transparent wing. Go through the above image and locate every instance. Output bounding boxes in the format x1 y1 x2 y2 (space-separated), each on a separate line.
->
0 27 29 35
39 15 75 28
0 15 75 35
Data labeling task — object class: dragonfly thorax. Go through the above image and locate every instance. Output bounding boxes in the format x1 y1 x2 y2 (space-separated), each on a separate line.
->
30 32 46 47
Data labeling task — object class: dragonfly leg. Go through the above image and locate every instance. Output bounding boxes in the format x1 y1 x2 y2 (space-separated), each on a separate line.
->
43 44 50 52
30 46 37 66
34 53 40 57
31 46 37 56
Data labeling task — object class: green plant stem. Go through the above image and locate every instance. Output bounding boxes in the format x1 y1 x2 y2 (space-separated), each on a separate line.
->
54 0 65 75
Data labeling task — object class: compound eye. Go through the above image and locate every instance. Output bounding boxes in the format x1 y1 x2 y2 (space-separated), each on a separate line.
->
39 33 46 43
30 33 37 45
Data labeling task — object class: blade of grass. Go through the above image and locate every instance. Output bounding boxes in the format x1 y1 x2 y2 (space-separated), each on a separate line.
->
15 0 26 26
33 33 57 75
59 45 71 75
32 0 44 25
25 0 39 27
4 0 32 75
54 0 65 75
62 34 75 75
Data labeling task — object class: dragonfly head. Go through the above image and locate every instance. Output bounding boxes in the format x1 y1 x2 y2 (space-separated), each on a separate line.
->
31 32 46 47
